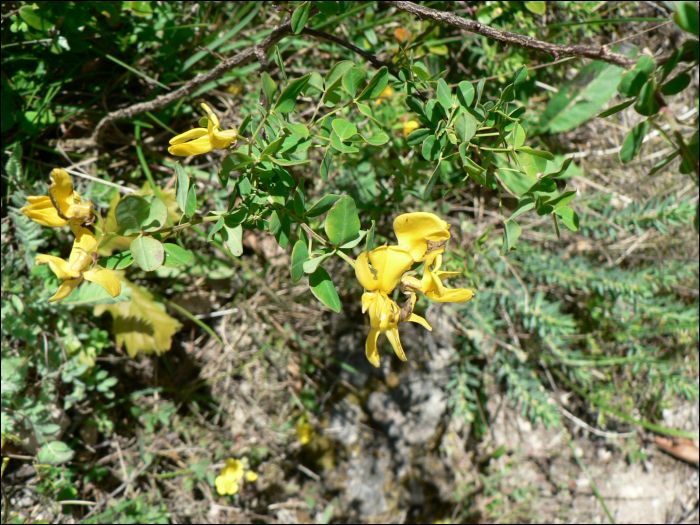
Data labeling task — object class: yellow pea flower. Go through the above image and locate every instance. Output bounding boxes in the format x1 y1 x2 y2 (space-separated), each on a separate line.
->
401 251 474 303
21 169 93 227
168 103 238 157
374 84 394 106
356 246 431 367
35 224 121 303
215 458 244 496
393 212 451 262
403 119 420 138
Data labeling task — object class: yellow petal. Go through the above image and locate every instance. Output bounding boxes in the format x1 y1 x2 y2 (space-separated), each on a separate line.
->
210 128 238 149
405 312 432 331
403 120 420 138
245 471 258 482
425 288 474 303
36 254 81 280
365 328 381 367
393 212 451 262
355 252 379 291
168 136 213 156
372 246 415 292
384 326 407 361
169 128 208 145
21 196 69 227
361 291 375 314
48 277 83 302
48 168 75 219
84 268 121 297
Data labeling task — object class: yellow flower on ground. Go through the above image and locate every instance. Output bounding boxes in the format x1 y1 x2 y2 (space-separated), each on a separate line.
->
374 84 394 106
215 458 244 496
21 169 93 227
393 212 451 262
297 419 315 445
401 251 474 303
355 246 431 367
245 471 258 482
403 120 420 138
168 103 238 157
35 224 121 302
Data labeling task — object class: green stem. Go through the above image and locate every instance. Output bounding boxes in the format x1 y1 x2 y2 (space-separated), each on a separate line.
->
335 249 355 269
247 111 269 155
163 298 223 346
135 124 163 201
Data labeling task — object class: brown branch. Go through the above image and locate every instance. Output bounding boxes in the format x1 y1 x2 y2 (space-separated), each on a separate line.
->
62 15 302 150
381 0 637 69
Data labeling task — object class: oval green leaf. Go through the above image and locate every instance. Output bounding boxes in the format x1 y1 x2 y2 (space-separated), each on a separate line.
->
163 244 193 267
309 267 341 312
116 195 150 235
325 195 361 245
274 74 312 113
291 240 309 282
130 235 165 271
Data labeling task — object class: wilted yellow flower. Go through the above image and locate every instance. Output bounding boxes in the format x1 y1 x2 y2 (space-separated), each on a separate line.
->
21 169 93 227
35 224 120 302
403 120 420 138
297 419 315 445
393 212 451 262
401 251 474 303
374 84 394 106
168 103 238 157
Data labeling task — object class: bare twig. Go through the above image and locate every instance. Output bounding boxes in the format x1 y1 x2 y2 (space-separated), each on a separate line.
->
381 0 637 69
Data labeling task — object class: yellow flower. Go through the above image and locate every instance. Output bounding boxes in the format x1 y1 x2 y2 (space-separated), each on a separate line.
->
355 246 431 367
21 169 93 227
245 471 258 482
403 120 420 138
401 251 474 303
374 84 394 106
168 103 238 157
297 419 315 445
215 458 244 496
393 212 451 262
35 224 121 302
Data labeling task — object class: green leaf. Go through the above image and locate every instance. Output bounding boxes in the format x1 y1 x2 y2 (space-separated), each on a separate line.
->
269 210 291 249
332 118 358 140
424 99 444 124
474 78 485 107
547 189 577 209
222 222 243 256
356 102 382 126
309 267 341 312
316 1 338 16
553 205 579 231
597 99 635 118
423 162 442 200
634 79 659 116
303 71 324 97
618 55 655 97
422 135 445 161
342 67 366 98
510 194 535 221
274 74 312 113
500 220 522 255
648 149 680 176
116 195 150 235
261 137 286 157
339 229 367 249
323 61 355 107
406 128 431 146
674 0 699 37
661 73 690 96
411 63 431 81
456 81 475 107
261 72 278 108
330 131 359 153
130 235 165 272
357 66 389 100
142 196 168 232
436 78 453 111
325 195 361 245
291 1 311 34
542 157 574 179
365 220 375 252
98 251 135 270
37 441 74 465
290 240 309 282
454 112 477 143
516 146 554 161
175 162 190 211
362 132 389 146
320 149 332 181
513 65 528 86
208 216 225 242
306 194 341 217
19 5 55 31
185 185 197 218
499 83 515 104
524 1 546 14
620 121 649 163
303 252 333 274
286 122 309 138
163 244 192 267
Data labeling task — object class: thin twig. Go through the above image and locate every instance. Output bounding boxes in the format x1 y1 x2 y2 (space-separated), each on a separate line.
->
381 0 637 69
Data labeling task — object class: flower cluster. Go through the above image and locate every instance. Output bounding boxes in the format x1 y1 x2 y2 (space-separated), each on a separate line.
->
355 212 473 367
168 103 238 157
20 169 120 302
215 458 258 496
